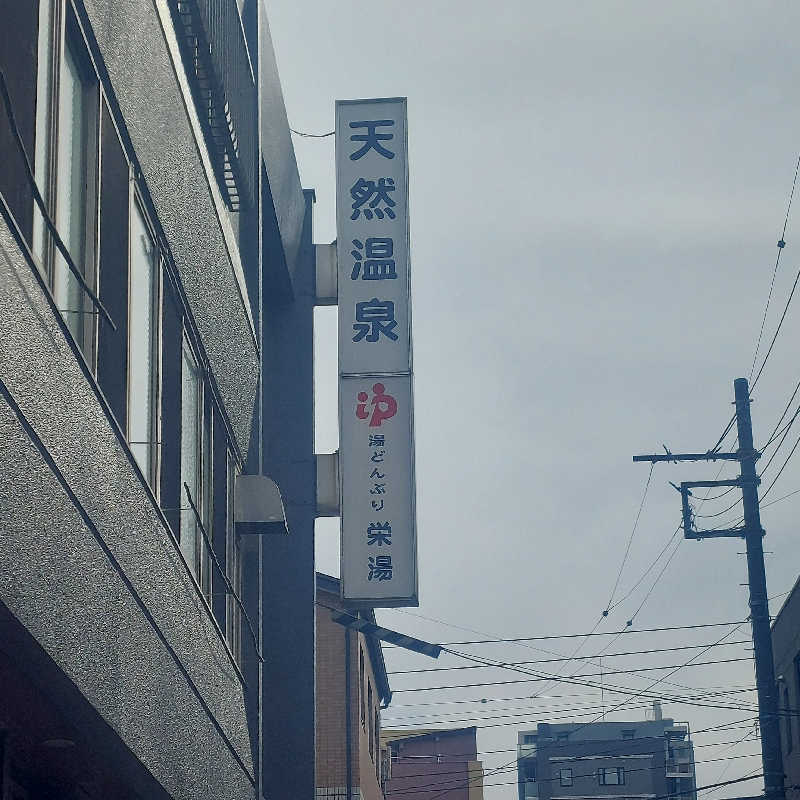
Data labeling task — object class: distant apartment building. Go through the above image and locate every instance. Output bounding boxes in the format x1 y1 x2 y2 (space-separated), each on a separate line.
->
517 716 695 800
772 576 800 790
316 573 392 800
382 726 484 800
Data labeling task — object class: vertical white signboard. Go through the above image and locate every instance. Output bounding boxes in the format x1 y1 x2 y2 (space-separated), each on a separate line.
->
336 99 410 374
336 98 418 606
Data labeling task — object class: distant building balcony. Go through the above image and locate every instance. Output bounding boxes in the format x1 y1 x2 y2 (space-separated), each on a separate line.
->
523 782 538 799
519 743 537 759
665 724 693 779
171 0 257 211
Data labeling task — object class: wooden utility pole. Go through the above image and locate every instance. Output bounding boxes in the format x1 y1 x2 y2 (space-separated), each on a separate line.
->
634 378 785 800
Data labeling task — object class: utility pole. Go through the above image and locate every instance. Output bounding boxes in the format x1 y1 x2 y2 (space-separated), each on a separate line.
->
634 378 785 800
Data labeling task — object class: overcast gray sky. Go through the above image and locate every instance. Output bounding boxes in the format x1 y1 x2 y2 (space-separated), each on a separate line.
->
267 2 800 796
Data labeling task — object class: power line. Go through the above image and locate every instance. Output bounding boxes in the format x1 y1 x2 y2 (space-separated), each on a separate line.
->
703 730 760 798
388 713 760 737
699 767 764 797
527 625 746 739
381 619 749 648
397 649 758 716
695 495 744 519
289 127 335 138
759 407 800 477
386 749 761 789
762 486 800 510
749 150 800 381
621 536 682 625
387 718 758 800
380 733 762 767
761 428 800 502
605 462 655 611
605 523 682 613
751 262 800 393
383 688 759 726
385 754 765 799
391 656 754 694
388 684 757 711
387 639 752 674
762 377 800 450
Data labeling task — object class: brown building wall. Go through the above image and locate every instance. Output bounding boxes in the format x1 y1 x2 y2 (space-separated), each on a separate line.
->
383 727 483 800
316 581 388 800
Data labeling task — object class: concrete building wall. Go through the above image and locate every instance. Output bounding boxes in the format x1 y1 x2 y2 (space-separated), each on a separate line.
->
0 210 255 798
316 579 389 800
383 727 483 800
78 0 260 454
517 721 694 800
0 0 303 794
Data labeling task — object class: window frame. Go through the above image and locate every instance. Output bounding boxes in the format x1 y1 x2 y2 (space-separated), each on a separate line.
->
794 652 800 755
180 330 203 576
598 767 625 786
375 707 380 779
200 394 213 600
359 646 366 728
368 681 375 761
559 768 573 787
127 193 162 487
33 0 60 268
225 449 242 663
784 684 793 754
37 2 101 363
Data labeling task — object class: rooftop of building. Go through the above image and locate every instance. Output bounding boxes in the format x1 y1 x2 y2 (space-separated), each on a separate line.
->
771 570 800 632
517 717 691 745
381 726 478 749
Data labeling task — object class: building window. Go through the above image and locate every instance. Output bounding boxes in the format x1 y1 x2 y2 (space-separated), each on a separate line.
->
557 732 570 742
128 200 159 482
178 339 216 603
784 685 793 754
360 647 366 728
225 451 242 662
794 653 800 753
375 708 381 779
622 729 635 740
523 734 536 744
523 761 536 783
368 682 375 760
33 0 57 263
375 710 381 778
52 16 98 357
200 397 213 599
180 334 202 572
598 767 625 786
560 768 573 787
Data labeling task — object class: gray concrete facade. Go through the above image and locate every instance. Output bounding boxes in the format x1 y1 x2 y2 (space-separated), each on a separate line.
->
517 719 696 800
771 577 800 791
0 212 254 799
78 0 260 456
0 0 309 797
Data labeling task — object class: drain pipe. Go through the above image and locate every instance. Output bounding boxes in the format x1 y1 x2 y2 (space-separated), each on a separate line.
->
345 626 353 800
